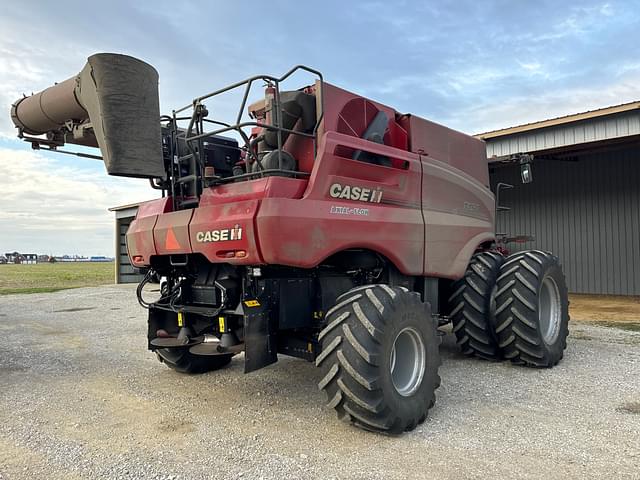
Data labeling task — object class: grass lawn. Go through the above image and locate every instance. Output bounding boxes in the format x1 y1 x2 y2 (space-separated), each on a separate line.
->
0 262 114 295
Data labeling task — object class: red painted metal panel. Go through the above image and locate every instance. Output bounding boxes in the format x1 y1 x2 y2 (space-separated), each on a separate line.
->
154 210 194 255
421 156 495 278
255 131 425 275
136 197 172 218
125 198 173 267
189 200 262 264
399 114 490 187
199 177 307 206
126 215 158 267
256 197 423 274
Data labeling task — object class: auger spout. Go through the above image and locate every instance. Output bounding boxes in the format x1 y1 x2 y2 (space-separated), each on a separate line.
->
11 53 164 178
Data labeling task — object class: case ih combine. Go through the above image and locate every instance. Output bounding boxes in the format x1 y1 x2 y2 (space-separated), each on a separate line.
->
11 54 569 434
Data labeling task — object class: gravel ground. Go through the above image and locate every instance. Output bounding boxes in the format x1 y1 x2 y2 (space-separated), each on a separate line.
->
0 285 639 479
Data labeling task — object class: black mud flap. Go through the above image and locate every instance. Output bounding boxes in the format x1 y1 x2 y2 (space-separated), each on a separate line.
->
147 307 175 350
243 279 278 373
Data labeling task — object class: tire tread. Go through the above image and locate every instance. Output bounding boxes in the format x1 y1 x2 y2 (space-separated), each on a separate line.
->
318 285 440 434
494 250 570 367
447 251 505 360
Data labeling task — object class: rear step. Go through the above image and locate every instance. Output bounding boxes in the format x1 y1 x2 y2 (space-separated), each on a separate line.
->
151 331 244 356
189 342 244 356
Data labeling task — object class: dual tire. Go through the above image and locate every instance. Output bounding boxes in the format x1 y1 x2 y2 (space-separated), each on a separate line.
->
494 250 570 366
448 249 569 367
448 251 505 360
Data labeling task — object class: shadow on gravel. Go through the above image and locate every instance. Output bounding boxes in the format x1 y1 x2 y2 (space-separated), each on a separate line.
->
595 321 640 332
617 402 640 414
53 307 97 313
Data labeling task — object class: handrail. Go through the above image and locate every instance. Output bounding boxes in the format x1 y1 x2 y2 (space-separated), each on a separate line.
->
167 65 324 209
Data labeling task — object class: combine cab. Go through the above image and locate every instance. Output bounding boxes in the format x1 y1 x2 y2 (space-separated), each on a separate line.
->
11 53 569 434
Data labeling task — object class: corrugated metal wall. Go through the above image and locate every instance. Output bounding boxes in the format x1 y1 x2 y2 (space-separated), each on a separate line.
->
490 145 640 295
486 110 640 158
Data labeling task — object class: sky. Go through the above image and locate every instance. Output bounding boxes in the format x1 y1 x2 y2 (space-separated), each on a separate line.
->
1 0 639 256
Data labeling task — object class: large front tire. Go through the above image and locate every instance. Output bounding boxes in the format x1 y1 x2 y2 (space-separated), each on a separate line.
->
494 250 569 367
156 348 233 374
317 285 440 434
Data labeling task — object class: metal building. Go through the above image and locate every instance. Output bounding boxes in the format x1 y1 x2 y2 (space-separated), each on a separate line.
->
109 203 144 284
479 101 640 295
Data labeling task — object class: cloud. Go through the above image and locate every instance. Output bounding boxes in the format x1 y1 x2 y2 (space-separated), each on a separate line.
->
461 68 640 134
0 148 153 256
517 61 544 75
0 36 96 138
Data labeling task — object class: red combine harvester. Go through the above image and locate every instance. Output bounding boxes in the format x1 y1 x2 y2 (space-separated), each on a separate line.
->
11 54 569 434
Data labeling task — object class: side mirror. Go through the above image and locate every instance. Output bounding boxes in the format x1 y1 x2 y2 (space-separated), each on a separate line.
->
520 162 533 183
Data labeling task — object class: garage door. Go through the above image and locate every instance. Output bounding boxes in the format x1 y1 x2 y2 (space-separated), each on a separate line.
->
117 217 145 284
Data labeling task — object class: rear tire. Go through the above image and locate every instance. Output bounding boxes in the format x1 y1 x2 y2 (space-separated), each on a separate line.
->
156 348 233 374
494 250 569 367
317 285 440 434
447 251 505 360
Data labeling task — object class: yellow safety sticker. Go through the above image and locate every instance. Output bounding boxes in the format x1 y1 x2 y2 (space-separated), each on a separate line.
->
219 316 225 332
244 300 260 307
177 311 184 327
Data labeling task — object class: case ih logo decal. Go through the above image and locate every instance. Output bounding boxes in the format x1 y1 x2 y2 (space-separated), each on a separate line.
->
329 183 383 203
196 225 242 243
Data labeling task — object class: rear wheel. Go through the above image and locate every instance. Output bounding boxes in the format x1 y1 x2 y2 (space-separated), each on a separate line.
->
494 250 569 367
156 348 233 374
447 251 504 360
317 285 440 434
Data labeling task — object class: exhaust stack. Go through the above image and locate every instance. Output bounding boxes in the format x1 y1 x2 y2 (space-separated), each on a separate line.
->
11 53 164 178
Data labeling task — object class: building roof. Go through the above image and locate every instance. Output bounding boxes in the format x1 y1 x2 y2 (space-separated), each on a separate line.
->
476 100 640 140
108 202 144 212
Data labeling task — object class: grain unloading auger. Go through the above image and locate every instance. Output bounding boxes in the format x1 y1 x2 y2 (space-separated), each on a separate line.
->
11 53 570 435
11 53 164 177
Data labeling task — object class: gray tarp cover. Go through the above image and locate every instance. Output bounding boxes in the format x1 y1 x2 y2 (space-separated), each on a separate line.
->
77 53 164 178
